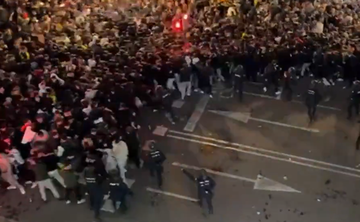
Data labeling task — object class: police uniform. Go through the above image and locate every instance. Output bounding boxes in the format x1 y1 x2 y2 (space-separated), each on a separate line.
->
161 89 176 124
356 130 360 151
305 86 320 123
196 175 215 214
84 166 104 220
108 178 133 212
148 148 166 188
347 84 360 119
283 68 295 101
263 61 280 94
182 170 216 214
233 64 244 101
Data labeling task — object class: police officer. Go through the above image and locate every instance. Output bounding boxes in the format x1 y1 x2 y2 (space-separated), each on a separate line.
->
263 60 280 95
347 81 360 119
160 86 176 124
283 67 295 101
84 165 105 222
182 169 216 214
148 142 166 188
108 171 134 212
305 81 321 123
232 62 245 102
356 128 360 151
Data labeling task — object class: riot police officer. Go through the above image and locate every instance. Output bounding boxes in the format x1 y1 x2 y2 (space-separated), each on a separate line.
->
305 81 321 123
84 165 105 221
160 87 176 124
283 67 295 101
148 142 166 188
182 169 216 214
232 62 245 102
347 81 360 119
108 171 134 212
263 60 280 95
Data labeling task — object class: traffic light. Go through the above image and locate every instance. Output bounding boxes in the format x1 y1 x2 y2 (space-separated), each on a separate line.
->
175 21 181 29
183 14 188 20
172 19 183 32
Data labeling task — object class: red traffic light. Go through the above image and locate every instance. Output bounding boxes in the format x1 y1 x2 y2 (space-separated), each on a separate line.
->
183 14 188 20
175 21 181 28
172 19 183 32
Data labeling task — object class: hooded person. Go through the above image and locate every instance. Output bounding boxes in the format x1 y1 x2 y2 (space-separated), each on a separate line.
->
60 159 86 205
112 137 129 184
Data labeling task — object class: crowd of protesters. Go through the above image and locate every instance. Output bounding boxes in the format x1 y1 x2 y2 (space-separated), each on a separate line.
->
1 0 360 219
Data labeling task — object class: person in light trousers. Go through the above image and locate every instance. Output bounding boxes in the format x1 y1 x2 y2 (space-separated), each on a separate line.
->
28 158 60 202
112 139 129 185
0 153 26 194
38 152 67 188
176 63 192 100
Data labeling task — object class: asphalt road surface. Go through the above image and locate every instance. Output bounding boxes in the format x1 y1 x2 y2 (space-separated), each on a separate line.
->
1 81 360 222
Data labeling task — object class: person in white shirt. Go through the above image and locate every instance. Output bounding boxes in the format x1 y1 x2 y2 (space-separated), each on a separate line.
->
0 153 26 194
112 138 129 184
6 147 36 188
98 148 118 173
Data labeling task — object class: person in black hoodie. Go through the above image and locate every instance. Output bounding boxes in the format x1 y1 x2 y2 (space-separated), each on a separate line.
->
28 155 60 202
199 60 214 98
61 160 86 205
37 150 66 188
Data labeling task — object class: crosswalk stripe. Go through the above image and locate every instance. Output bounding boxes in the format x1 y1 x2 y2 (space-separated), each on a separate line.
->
183 96 210 132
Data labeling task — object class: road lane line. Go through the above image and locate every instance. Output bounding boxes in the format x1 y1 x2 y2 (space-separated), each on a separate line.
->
168 130 360 174
173 162 300 193
249 116 320 133
167 135 360 179
183 96 210 132
250 116 319 133
243 92 341 111
172 162 256 183
208 110 320 133
146 187 198 202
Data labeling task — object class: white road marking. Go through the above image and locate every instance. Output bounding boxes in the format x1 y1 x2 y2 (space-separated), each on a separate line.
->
168 130 360 174
152 126 168 136
254 175 301 193
127 178 135 188
146 187 198 202
243 92 341 111
166 133 360 179
183 96 210 132
172 100 185 108
172 162 256 183
209 110 320 133
250 116 320 132
172 162 301 193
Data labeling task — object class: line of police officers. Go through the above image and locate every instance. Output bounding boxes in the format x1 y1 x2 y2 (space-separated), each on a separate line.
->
81 55 360 221
83 141 216 221
230 56 360 151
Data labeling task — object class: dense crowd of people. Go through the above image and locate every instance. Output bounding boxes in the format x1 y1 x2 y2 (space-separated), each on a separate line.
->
1 0 360 220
